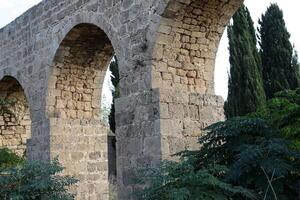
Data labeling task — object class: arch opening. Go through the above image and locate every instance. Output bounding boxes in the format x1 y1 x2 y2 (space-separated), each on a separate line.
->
48 23 114 120
0 76 31 157
47 23 118 200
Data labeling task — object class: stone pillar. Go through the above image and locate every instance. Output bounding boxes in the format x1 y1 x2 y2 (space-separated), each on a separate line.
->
115 88 224 199
26 119 51 161
115 89 161 199
49 118 109 200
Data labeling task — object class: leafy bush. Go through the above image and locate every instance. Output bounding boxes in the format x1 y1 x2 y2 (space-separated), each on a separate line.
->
0 148 24 169
202 118 299 199
135 159 256 200
251 88 300 150
0 157 78 200
137 89 300 200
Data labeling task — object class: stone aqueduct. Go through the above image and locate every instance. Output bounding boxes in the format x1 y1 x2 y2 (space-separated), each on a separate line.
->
0 0 244 199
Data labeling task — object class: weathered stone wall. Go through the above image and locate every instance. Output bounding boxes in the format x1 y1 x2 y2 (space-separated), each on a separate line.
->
0 0 244 199
115 89 161 198
0 76 31 156
159 89 224 157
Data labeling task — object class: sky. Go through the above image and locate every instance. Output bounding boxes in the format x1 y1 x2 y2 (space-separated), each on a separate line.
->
0 0 299 100
0 0 41 28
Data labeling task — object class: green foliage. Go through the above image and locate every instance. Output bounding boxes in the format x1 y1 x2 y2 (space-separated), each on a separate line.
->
259 3 299 99
202 89 300 199
0 157 78 200
225 5 266 118
250 88 300 150
135 159 256 200
292 50 300 79
0 148 24 169
203 118 299 199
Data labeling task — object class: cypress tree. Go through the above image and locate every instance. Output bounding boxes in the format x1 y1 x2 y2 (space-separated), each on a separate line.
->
108 56 120 133
108 55 119 181
259 3 300 99
224 5 266 118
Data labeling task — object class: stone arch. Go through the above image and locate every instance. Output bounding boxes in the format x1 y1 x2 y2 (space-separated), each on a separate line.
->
47 23 114 119
46 23 117 200
152 0 243 94
151 0 244 157
46 11 122 75
0 76 31 156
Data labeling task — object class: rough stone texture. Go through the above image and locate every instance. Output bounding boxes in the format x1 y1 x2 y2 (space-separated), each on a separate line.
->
0 0 244 199
159 89 224 158
49 118 109 200
115 89 161 198
152 0 240 94
47 24 114 120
